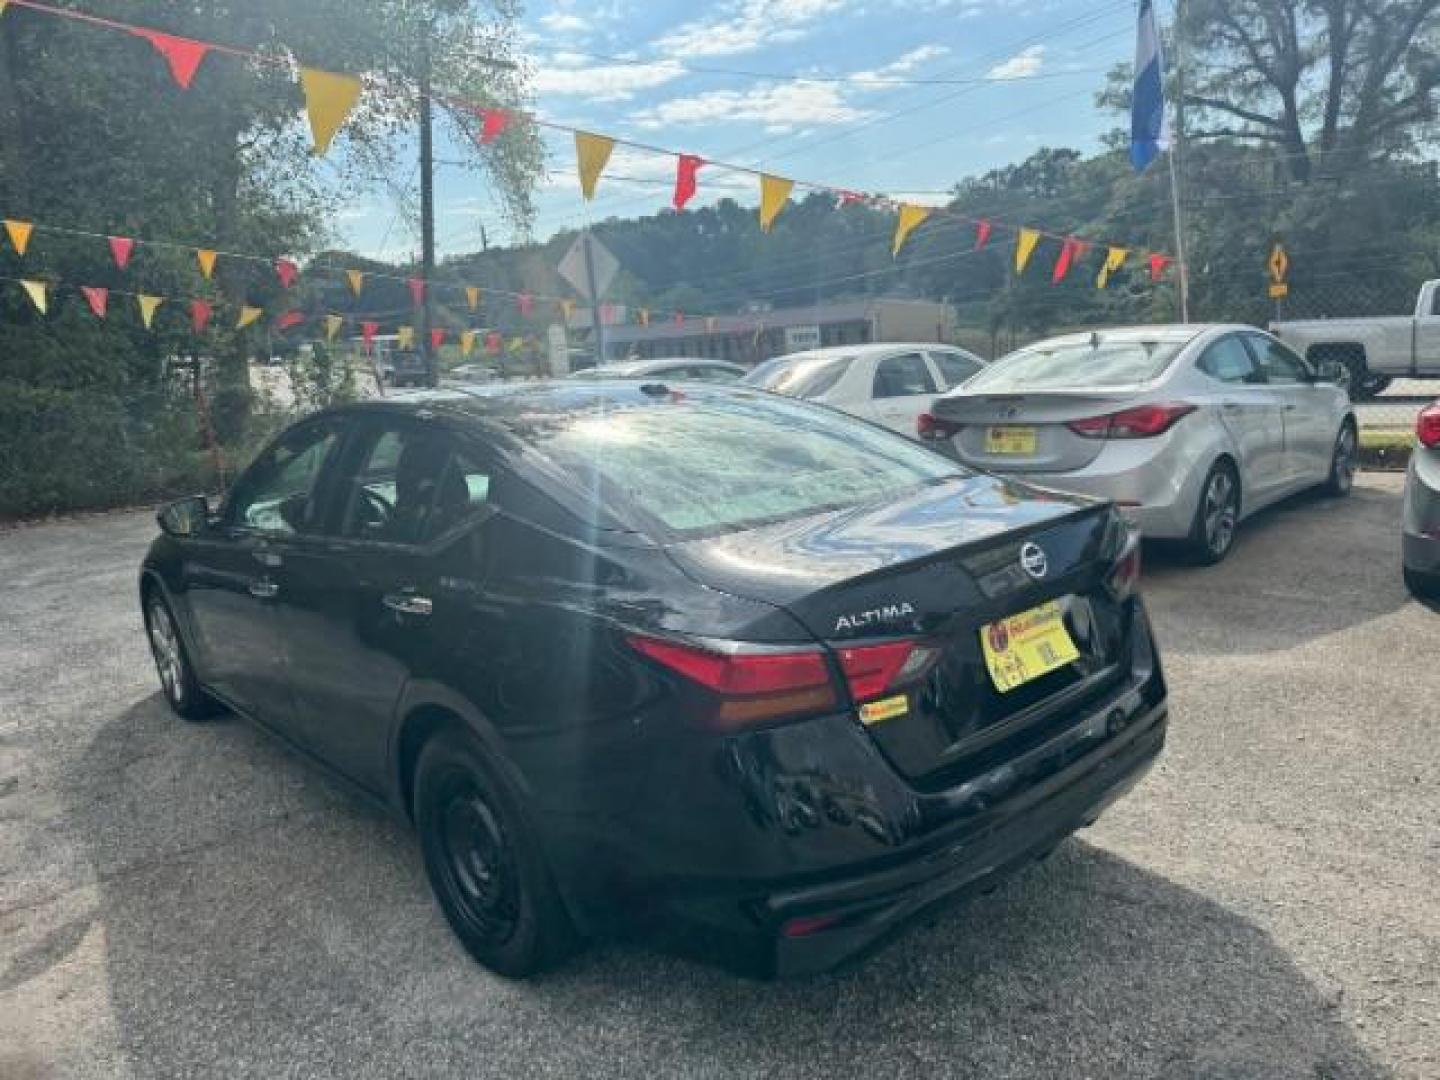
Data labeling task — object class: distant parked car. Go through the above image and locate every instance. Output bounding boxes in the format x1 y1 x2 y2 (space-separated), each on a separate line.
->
743 343 986 437
1403 400 1440 597
923 325 1358 563
447 363 499 383
568 357 745 382
379 350 435 389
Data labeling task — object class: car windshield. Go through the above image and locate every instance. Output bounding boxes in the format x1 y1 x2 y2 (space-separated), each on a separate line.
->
519 393 961 536
744 354 851 399
966 338 1185 391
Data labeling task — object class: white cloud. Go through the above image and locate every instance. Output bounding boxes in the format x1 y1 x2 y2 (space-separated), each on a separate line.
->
534 57 686 101
655 0 854 59
633 80 870 129
851 44 951 89
538 12 589 34
987 44 1045 80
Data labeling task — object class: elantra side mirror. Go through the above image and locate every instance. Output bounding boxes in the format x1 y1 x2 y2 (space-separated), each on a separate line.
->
157 495 211 538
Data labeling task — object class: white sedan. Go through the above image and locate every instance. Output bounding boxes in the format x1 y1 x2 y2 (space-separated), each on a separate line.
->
743 343 987 437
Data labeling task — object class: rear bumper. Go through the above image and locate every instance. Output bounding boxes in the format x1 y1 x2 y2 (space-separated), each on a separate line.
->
1403 452 1440 573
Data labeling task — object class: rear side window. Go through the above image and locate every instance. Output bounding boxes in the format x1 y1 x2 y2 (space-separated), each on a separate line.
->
872 353 937 399
745 354 851 399
1198 336 1259 384
931 350 983 389
521 394 961 536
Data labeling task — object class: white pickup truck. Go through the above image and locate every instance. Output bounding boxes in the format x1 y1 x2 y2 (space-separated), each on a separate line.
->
1271 279 1440 400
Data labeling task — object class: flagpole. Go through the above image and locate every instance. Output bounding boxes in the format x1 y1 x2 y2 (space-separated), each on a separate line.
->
1166 0 1191 322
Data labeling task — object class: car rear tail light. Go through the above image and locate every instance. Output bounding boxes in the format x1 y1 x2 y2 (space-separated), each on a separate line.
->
1417 403 1440 448
836 640 941 702
1105 525 1142 601
917 412 961 441
627 634 838 732
1067 403 1196 439
781 913 843 938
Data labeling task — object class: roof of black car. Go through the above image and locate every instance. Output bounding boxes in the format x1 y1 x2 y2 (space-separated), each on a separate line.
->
342 379 739 424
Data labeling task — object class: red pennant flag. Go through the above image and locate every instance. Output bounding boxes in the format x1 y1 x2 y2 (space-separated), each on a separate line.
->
189 299 212 333
673 154 703 211
132 29 210 90
408 276 425 306
81 286 108 319
108 236 135 270
484 331 502 355
517 292 534 317
835 190 865 209
275 258 299 289
478 108 508 144
974 220 992 250
361 320 379 353
1148 253 1171 281
429 328 446 351
275 310 305 331
1052 238 1090 284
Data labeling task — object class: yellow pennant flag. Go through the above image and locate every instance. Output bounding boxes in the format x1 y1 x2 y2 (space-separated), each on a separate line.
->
1015 227 1042 275
574 131 615 200
300 67 362 156
560 298 575 322
892 204 932 257
759 174 793 233
325 314 344 342
397 325 414 350
137 294 164 329
5 219 34 256
1096 246 1129 289
465 286 481 312
346 269 364 297
507 336 524 353
236 304 263 329
0 3 8 16
20 278 46 314
195 248 218 279
460 330 476 357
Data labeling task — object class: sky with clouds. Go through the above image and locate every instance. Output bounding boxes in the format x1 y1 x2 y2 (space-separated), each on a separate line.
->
336 0 1140 261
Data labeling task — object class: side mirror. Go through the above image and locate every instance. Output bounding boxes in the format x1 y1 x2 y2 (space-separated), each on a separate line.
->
1316 360 1346 385
277 492 312 533
157 495 211 538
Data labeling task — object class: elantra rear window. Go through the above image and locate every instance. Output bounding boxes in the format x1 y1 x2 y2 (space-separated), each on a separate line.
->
744 354 851 399
523 394 961 536
966 339 1186 391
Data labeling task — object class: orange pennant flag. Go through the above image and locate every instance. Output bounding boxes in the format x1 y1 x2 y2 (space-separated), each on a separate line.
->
137 294 164 329
1015 227 1042 275
758 175 792 232
236 305 263 329
20 278 46 314
325 314 344 342
397 325 414 350
560 298 575 322
892 204 932 257
460 330 477 357
345 269 364 297
5 219 34 256
195 248 218 279
300 67 362 156
574 131 615 200
465 286 481 312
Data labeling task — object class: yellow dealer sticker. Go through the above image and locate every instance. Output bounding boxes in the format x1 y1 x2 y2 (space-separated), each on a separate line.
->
859 694 909 726
980 600 1080 693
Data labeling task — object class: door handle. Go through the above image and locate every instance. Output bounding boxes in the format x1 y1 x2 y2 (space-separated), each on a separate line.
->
248 578 279 599
383 592 433 616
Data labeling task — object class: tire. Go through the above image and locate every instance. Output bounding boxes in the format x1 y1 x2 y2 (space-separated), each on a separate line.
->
1404 566 1440 599
1187 460 1241 565
144 593 218 721
1322 421 1358 497
414 728 577 977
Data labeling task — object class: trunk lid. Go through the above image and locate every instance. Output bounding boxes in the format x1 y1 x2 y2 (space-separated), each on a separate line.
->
931 391 1137 473
665 474 1129 785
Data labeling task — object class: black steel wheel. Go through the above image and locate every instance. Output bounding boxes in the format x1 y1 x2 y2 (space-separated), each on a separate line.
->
415 728 577 977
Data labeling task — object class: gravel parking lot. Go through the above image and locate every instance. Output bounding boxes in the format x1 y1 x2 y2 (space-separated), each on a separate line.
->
2 473 1436 1079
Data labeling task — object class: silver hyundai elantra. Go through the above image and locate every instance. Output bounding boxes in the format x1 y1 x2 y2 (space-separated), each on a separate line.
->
921 325 1358 563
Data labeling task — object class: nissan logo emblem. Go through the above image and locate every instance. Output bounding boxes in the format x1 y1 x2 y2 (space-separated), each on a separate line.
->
1019 542 1048 579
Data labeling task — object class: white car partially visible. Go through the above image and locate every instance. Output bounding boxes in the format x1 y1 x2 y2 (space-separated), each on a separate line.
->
743 343 987 437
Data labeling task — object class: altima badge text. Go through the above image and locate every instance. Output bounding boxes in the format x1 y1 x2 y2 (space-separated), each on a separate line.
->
834 602 916 633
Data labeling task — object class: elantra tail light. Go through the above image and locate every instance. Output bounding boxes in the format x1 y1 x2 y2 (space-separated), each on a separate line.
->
1417 403 1440 448
1067 403 1196 439
917 412 961 441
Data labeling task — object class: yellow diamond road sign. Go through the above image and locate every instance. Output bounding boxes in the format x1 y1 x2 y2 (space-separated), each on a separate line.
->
1268 243 1289 285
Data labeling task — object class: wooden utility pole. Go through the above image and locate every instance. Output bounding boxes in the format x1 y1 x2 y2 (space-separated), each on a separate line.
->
418 34 437 385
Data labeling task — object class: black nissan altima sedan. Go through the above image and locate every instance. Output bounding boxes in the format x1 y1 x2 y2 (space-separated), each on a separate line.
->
139 381 1167 978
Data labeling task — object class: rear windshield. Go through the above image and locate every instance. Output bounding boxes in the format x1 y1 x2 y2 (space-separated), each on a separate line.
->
966 339 1185 391
521 393 961 536
744 354 851 399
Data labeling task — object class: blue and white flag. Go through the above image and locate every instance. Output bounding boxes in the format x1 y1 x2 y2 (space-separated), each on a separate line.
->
1130 0 1170 171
